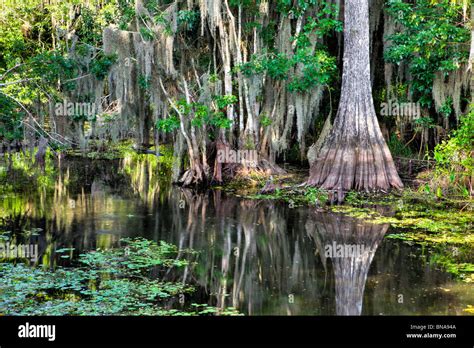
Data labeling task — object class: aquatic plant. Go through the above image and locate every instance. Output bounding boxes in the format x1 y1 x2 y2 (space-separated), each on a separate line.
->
0 237 240 315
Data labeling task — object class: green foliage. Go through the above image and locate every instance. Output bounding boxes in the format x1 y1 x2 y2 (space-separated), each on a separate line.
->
156 116 180 133
0 149 58 195
240 49 337 92
304 187 329 205
238 1 340 93
191 103 211 127
208 73 219 83
1 49 76 138
0 238 239 315
77 6 102 45
260 114 272 127
176 98 192 115
385 0 470 106
387 134 413 158
209 114 233 129
213 94 238 110
138 74 151 90
413 116 435 129
0 0 129 142
292 4 343 42
276 0 329 18
91 53 118 80
0 93 24 141
0 0 53 66
452 109 474 149
210 95 236 129
433 110 474 195
156 94 236 138
239 53 292 80
148 6 173 35
288 49 337 92
260 20 277 46
177 10 200 31
439 97 453 118
430 253 474 282
30 51 76 85
79 238 189 271
245 185 330 207
139 27 155 41
117 0 136 30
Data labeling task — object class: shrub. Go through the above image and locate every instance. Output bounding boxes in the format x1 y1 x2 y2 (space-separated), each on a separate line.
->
432 109 474 196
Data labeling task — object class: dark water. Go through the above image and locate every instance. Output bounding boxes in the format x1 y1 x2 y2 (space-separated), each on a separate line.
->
1 156 472 315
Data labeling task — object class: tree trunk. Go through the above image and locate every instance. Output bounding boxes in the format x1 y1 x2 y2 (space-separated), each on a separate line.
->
469 4 474 103
307 0 403 200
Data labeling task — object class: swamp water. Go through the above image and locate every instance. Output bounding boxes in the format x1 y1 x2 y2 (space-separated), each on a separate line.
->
0 155 472 315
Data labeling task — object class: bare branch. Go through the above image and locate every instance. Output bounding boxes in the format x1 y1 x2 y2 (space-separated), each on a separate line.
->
0 78 38 87
0 63 25 81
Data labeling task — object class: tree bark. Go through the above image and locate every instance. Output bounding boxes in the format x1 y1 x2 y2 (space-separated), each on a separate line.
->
307 0 403 200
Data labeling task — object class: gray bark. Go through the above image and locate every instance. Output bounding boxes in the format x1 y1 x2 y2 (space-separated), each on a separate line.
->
308 0 403 200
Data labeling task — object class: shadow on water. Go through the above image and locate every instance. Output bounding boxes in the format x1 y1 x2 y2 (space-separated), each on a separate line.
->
0 155 472 315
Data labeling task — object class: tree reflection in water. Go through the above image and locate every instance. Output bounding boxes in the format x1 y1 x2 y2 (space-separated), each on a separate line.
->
174 190 388 315
165 188 325 315
306 212 389 315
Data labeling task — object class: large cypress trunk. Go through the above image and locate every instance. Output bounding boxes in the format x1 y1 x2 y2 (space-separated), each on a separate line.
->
307 0 403 200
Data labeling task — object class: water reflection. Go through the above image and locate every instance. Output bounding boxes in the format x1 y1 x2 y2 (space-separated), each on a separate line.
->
0 156 471 315
172 190 325 315
306 212 389 315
